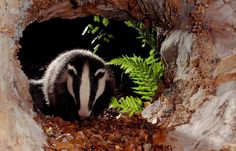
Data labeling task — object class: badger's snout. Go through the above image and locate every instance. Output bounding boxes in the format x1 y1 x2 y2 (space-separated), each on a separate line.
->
78 110 91 119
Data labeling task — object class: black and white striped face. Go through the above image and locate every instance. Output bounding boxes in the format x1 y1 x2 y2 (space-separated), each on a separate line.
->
66 62 107 119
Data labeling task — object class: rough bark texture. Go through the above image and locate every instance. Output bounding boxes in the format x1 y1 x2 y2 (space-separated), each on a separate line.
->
0 1 46 150
143 1 236 150
0 0 235 150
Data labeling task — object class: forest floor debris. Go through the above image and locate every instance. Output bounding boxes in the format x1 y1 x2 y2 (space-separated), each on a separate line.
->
34 109 170 151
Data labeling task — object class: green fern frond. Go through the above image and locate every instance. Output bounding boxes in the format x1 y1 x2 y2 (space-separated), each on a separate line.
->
108 50 164 101
111 97 143 116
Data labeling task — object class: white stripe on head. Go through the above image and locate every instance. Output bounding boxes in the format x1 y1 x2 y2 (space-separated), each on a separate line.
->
66 65 77 105
79 63 91 118
66 73 77 105
94 70 107 105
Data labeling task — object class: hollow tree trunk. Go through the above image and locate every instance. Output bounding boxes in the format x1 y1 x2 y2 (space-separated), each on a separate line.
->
0 0 235 150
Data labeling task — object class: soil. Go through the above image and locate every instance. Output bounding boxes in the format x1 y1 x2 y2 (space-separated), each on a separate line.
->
34 109 169 151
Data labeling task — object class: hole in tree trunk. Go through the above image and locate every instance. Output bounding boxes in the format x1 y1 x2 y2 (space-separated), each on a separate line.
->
18 17 151 98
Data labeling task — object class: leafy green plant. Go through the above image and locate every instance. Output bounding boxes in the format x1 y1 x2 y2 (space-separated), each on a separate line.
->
110 96 143 116
124 21 156 49
82 16 113 53
108 49 164 101
109 21 164 116
82 16 164 116
109 52 164 116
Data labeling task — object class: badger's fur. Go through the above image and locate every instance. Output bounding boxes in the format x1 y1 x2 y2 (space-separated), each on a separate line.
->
30 49 115 121
29 79 50 114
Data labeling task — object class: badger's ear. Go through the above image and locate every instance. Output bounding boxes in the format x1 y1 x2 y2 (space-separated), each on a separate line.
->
67 64 77 75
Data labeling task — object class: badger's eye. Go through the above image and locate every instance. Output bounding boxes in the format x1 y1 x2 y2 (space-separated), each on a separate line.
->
95 68 106 78
96 72 105 78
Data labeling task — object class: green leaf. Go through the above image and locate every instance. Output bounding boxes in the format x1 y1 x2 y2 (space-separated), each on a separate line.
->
91 26 100 34
102 18 109 27
93 44 100 54
108 34 114 39
142 43 146 48
103 37 110 43
110 96 143 116
82 25 89 35
97 34 104 40
91 36 98 44
124 21 134 27
94 16 100 22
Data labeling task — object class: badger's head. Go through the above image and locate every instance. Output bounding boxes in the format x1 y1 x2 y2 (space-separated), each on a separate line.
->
65 55 114 119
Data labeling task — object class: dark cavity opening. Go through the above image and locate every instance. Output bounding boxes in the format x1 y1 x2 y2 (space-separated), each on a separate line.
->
19 17 151 97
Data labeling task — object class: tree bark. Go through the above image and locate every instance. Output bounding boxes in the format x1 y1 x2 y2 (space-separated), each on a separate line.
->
0 0 235 150
0 1 46 150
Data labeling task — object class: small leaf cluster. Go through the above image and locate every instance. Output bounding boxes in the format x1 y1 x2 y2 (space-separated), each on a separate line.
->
82 16 113 53
124 21 156 49
110 96 143 116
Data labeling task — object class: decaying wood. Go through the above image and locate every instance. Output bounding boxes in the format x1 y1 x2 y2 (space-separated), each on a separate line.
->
0 0 235 150
0 1 46 150
143 1 236 150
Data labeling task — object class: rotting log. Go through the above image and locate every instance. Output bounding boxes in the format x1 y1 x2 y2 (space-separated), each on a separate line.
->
0 0 235 150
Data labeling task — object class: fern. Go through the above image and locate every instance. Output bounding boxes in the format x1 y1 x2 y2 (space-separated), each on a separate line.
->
108 49 164 101
82 17 164 116
111 97 143 116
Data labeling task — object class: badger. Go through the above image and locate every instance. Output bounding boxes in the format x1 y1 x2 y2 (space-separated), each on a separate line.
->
29 49 115 121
